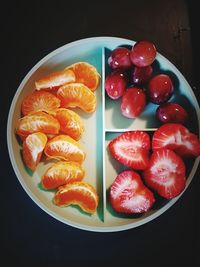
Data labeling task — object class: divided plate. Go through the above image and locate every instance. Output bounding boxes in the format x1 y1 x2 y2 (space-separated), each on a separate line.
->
7 37 200 232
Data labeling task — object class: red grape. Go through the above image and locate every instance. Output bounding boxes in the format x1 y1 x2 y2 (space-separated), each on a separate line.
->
105 71 127 99
148 74 174 104
121 88 146 118
156 102 188 124
132 65 153 84
130 41 157 67
108 47 132 69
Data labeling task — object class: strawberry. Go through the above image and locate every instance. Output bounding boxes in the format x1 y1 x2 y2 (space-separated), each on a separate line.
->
108 131 150 170
143 148 186 199
110 170 155 213
152 123 200 157
175 132 200 157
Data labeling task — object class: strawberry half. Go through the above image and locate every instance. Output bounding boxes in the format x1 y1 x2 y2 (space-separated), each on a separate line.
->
143 148 186 199
110 170 155 213
108 131 150 170
152 123 200 157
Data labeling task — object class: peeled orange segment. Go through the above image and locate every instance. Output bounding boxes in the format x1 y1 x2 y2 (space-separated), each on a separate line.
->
16 111 60 140
54 181 99 214
22 132 47 171
21 91 61 116
65 62 100 91
55 108 84 140
44 134 85 163
35 69 75 90
57 83 96 113
42 161 84 189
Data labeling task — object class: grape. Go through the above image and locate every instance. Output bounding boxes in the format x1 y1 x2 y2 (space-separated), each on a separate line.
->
121 88 146 118
132 65 153 84
105 71 127 100
156 102 188 124
148 74 174 104
108 47 132 69
130 41 157 67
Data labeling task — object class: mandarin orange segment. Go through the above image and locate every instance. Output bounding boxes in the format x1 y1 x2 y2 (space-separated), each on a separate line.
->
57 83 96 113
35 69 75 90
42 161 84 189
54 181 99 213
44 134 85 163
21 91 61 116
66 62 100 91
55 108 84 140
22 132 47 171
16 111 60 140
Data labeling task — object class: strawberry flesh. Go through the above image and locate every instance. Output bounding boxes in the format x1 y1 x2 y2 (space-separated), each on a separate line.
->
108 131 150 170
110 170 155 213
152 123 200 157
143 148 186 199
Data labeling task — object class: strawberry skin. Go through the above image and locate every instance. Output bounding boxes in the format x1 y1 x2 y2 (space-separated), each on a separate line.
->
143 148 186 199
152 123 200 157
108 131 150 170
110 170 155 213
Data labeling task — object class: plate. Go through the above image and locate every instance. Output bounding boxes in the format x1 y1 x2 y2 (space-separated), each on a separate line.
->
7 36 200 232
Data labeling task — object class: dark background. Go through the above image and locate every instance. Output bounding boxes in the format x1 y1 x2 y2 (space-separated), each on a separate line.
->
1 1 199 266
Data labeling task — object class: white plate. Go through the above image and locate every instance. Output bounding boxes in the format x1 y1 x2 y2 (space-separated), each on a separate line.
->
7 37 200 232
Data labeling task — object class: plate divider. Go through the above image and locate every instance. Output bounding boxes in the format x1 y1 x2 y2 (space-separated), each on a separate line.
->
105 128 158 132
101 47 107 222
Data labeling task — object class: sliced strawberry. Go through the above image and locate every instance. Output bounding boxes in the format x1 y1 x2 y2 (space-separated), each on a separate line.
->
175 132 200 157
108 131 150 170
152 123 200 157
152 123 188 151
143 148 186 199
110 170 155 213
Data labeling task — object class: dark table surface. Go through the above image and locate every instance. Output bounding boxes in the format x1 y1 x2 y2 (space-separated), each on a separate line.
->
2 1 199 266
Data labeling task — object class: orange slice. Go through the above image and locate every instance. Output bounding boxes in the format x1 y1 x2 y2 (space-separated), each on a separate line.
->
35 69 75 90
21 91 61 116
22 132 47 171
54 181 99 213
44 134 85 163
55 108 84 140
66 62 100 91
57 83 96 113
16 111 60 140
42 161 84 189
